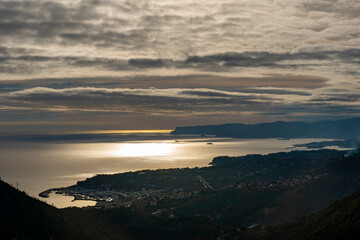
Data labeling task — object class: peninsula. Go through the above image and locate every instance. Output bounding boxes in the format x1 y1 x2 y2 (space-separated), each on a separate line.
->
171 117 360 139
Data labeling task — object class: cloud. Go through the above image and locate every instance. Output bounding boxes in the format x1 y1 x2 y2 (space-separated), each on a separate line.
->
1 86 358 118
0 0 358 56
0 0 358 82
128 58 166 68
1 48 358 76
185 49 360 68
4 86 263 100
0 0 358 126
301 0 360 17
0 86 287 113
0 73 329 90
311 93 360 103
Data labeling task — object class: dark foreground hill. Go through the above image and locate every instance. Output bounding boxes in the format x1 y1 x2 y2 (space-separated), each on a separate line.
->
0 179 120 240
171 117 360 139
2 176 360 240
0 179 238 240
241 188 360 240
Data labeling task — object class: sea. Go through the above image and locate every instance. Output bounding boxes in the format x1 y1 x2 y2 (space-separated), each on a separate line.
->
0 131 346 208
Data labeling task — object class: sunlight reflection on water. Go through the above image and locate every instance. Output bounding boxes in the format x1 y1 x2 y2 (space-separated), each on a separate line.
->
45 192 96 208
112 142 176 157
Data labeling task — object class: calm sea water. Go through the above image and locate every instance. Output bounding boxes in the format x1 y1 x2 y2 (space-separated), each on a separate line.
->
0 136 340 208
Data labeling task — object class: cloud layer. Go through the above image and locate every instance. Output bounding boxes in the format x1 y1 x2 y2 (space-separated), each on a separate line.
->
1 86 359 117
0 0 359 78
0 0 359 128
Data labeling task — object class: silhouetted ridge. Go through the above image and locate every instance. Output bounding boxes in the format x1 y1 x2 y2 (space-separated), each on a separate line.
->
171 117 360 138
0 179 117 240
255 186 360 240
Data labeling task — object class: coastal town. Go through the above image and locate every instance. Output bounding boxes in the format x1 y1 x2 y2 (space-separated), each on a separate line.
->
40 172 324 211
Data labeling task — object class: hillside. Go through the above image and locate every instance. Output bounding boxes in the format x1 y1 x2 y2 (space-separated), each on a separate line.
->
0 179 120 240
170 117 360 139
249 188 360 240
0 179 238 240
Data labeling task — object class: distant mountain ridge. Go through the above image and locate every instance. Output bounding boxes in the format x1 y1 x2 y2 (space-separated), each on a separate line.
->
171 117 360 139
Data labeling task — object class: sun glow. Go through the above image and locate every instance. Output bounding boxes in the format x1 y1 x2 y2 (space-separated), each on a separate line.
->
113 143 176 157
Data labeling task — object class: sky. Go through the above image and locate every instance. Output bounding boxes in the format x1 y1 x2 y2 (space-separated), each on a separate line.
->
0 0 359 132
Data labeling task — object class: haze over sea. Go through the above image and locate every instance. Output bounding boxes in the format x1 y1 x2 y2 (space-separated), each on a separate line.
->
0 130 343 208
